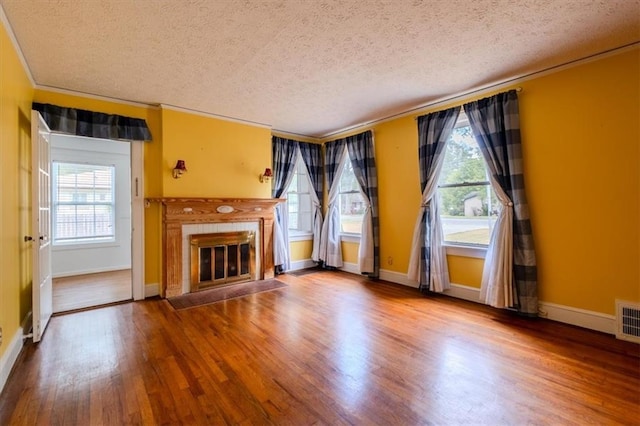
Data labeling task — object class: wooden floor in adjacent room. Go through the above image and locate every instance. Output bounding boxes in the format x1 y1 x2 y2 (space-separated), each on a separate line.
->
1 270 638 425
52 269 132 313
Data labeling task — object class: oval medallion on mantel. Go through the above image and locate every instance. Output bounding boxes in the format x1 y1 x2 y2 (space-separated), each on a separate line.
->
216 205 234 214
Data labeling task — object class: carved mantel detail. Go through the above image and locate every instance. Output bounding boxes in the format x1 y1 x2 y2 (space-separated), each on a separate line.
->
147 198 282 298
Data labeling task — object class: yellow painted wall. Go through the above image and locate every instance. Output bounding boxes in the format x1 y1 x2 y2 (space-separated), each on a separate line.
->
0 20 34 358
290 240 313 262
334 48 640 315
161 108 272 198
520 50 639 313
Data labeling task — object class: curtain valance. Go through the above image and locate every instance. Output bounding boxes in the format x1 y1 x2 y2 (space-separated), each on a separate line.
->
32 102 152 141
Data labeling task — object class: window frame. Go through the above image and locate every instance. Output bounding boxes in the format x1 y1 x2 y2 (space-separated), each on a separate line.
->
51 161 117 246
437 114 496 251
286 154 314 240
338 150 366 238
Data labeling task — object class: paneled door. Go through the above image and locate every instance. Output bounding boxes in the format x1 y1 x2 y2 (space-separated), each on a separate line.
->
31 111 52 342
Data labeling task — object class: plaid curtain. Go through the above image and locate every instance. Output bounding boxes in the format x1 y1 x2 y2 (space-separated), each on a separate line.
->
464 90 538 316
32 103 152 141
272 136 300 271
346 131 380 277
299 142 324 262
319 139 347 267
408 107 460 293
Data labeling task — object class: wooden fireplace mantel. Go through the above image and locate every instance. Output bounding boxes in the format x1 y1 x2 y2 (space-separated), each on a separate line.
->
147 198 283 298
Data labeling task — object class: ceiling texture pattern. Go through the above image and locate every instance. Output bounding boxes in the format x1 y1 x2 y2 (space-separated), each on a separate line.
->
1 0 639 138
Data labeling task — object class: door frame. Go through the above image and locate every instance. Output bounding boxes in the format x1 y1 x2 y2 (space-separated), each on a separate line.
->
131 140 145 300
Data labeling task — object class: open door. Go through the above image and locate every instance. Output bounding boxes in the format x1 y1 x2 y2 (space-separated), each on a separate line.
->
31 111 52 342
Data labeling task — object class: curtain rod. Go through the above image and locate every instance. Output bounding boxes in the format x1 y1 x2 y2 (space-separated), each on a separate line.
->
413 87 522 120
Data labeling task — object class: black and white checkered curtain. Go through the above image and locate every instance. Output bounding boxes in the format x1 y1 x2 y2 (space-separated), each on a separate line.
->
464 90 538 316
272 136 300 271
32 103 152 141
319 139 347 267
408 107 460 292
346 131 380 277
298 142 324 262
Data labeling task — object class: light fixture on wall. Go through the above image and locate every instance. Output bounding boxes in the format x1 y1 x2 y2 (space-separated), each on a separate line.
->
173 160 187 179
260 167 273 183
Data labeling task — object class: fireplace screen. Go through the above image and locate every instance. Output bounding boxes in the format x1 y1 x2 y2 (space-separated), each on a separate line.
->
190 231 256 291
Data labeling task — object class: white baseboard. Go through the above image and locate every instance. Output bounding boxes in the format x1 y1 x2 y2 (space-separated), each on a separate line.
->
0 328 24 394
338 262 360 275
53 265 131 279
289 259 317 271
145 283 160 298
339 266 616 335
379 268 418 288
539 301 615 335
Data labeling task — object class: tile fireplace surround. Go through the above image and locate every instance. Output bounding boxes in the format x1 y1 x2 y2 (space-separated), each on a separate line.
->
147 198 282 298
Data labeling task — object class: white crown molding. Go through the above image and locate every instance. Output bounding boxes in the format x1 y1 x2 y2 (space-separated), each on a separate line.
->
35 85 158 110
160 103 272 129
0 4 35 87
320 42 640 139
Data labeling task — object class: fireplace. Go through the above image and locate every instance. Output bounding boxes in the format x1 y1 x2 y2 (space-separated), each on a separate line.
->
190 231 256 291
147 198 282 297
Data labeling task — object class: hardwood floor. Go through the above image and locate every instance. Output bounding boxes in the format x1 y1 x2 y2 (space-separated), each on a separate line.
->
52 269 132 313
2 271 639 425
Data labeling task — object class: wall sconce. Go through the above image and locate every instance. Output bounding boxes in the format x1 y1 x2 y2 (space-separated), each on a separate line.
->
173 160 187 179
260 167 273 183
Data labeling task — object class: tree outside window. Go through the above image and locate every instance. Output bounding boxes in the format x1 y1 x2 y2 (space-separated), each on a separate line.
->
438 124 498 245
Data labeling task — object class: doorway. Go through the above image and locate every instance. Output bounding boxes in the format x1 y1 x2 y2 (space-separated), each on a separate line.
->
49 134 133 313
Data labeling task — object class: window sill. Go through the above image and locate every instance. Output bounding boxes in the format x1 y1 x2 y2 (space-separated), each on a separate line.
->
340 233 361 243
53 240 118 251
444 244 487 259
289 232 313 242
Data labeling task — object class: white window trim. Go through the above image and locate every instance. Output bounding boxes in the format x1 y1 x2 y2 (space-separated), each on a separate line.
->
340 233 361 243
444 243 487 259
289 231 313 242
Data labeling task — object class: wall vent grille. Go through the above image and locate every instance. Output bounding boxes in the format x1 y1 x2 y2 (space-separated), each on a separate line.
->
615 300 640 344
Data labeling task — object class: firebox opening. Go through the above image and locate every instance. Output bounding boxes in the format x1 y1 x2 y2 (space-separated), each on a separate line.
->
190 231 256 292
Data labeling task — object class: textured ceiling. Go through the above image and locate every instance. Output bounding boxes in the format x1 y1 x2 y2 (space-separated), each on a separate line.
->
2 0 639 138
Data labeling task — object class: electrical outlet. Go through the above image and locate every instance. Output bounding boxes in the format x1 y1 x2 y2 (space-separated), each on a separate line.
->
0 326 3 346
387 256 393 265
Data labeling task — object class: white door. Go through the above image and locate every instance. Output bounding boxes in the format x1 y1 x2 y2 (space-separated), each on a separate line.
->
31 111 53 343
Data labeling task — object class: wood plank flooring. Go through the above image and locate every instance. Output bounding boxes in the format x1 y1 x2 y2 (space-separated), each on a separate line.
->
52 269 132 313
2 270 639 425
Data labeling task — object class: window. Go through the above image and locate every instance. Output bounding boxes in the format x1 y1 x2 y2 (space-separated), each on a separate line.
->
52 162 116 244
438 117 498 246
286 156 313 235
339 153 365 234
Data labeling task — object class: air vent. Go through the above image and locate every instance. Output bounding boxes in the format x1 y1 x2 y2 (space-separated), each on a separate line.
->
615 300 640 344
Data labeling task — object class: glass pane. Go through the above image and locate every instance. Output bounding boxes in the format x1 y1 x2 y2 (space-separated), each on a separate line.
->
438 123 499 246
53 162 115 243
439 126 487 186
227 245 238 277
214 246 225 279
199 247 212 282
439 185 498 245
240 243 250 275
339 160 360 192
340 192 364 233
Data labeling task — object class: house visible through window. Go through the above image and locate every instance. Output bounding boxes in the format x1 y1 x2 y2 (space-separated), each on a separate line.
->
52 162 116 244
438 116 498 245
339 154 365 234
286 154 313 235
